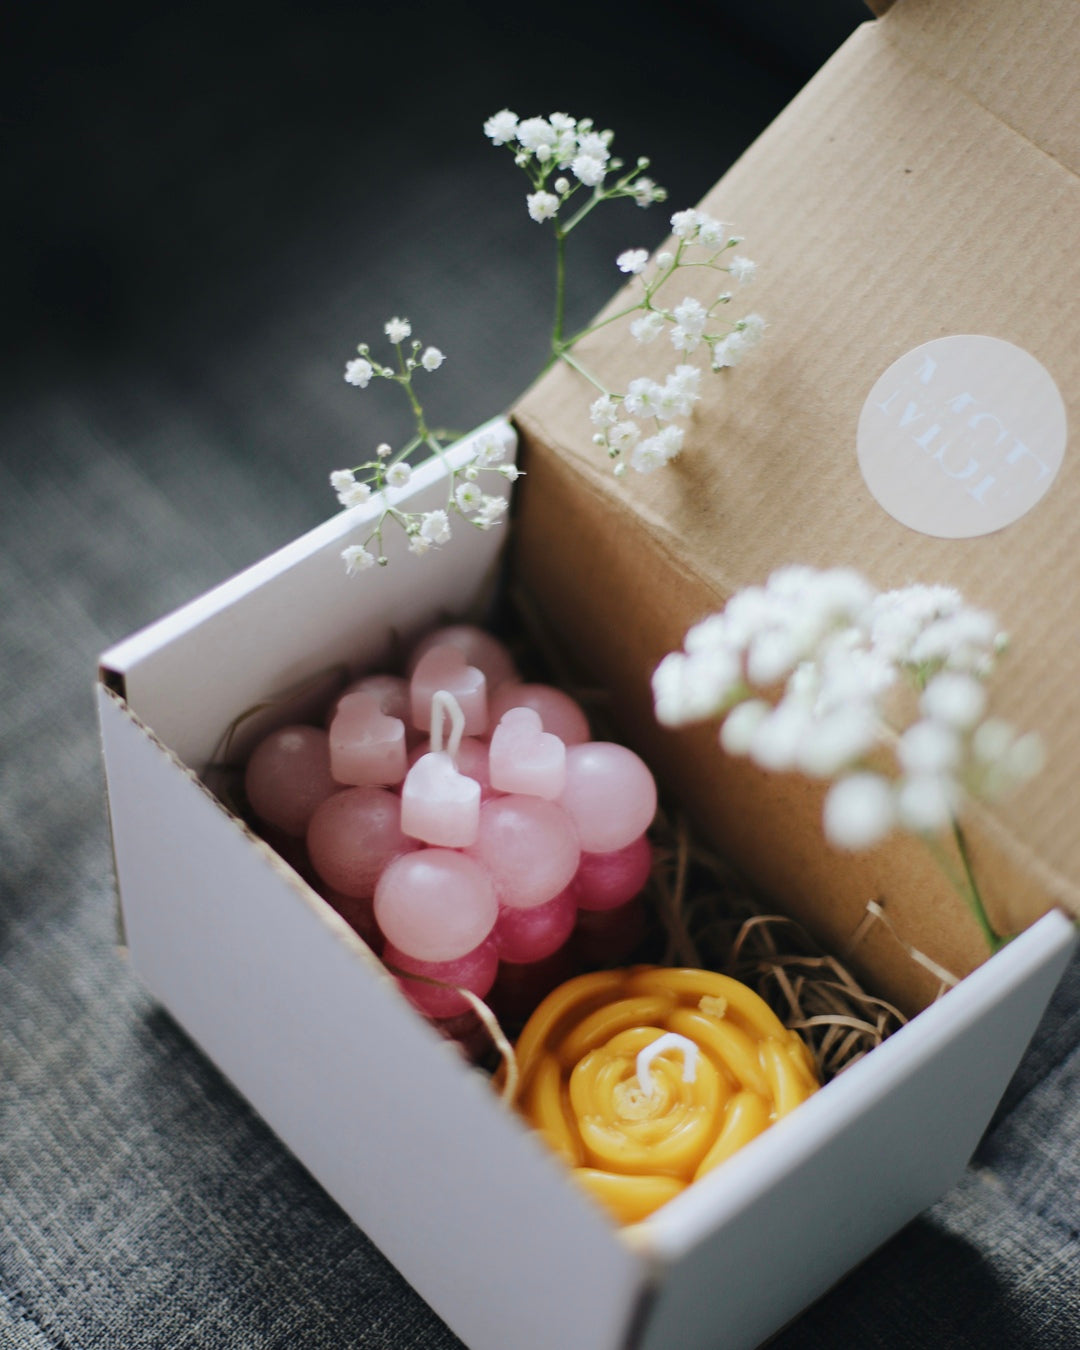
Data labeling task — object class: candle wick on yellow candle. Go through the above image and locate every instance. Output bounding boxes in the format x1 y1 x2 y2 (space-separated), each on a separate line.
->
429 690 466 762
636 1033 699 1097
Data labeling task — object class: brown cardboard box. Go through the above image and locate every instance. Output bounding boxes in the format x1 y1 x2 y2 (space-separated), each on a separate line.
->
513 0 1080 1014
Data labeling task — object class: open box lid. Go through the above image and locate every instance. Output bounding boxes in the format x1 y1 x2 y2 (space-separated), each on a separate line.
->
511 0 1080 1013
98 422 516 772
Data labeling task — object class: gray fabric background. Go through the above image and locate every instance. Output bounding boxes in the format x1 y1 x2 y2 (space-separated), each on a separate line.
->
3 3 1078 1346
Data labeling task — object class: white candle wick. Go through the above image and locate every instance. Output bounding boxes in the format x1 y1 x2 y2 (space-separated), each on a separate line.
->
430 690 466 761
636 1033 699 1097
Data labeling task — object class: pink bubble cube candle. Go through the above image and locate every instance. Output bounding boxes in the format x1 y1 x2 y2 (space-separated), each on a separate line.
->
242 622 659 1042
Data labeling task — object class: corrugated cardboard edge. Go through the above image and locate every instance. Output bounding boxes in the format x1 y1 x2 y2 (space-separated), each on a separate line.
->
97 669 131 952
96 681 393 976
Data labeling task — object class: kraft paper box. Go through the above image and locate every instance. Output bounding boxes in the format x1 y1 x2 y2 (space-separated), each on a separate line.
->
97 4 1078 1349
514 0 1080 1015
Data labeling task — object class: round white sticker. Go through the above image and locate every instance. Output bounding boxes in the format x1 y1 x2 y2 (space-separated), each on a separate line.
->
856 335 1067 539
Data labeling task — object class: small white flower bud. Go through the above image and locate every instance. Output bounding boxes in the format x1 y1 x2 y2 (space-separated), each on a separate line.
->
720 700 769 757
823 774 896 850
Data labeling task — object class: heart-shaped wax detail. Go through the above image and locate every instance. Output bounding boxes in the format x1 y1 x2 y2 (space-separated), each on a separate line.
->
489 707 566 800
401 751 481 847
329 691 407 786
410 645 488 736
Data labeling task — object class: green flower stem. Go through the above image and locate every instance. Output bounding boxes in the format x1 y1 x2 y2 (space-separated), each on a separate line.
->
558 348 608 394
422 432 457 509
953 820 1006 953
548 164 654 355
396 351 431 444
924 823 1005 954
556 300 644 354
553 235 737 357
560 187 608 235
553 227 567 352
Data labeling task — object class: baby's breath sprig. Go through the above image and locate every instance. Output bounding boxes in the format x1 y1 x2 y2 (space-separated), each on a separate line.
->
582 212 765 475
331 317 519 571
484 110 666 353
653 568 1045 954
334 112 764 570
484 112 764 478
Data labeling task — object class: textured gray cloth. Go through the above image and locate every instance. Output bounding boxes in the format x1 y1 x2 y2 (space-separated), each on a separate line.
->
3 4 1078 1347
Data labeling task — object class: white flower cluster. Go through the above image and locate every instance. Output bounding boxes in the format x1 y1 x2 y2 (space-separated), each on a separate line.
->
653 567 1043 851
333 314 516 572
484 109 666 226
342 316 444 391
590 364 700 473
589 211 764 475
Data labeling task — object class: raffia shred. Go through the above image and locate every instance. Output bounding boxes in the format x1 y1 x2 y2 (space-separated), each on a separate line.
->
847 899 961 1000
382 964 519 1104
643 807 910 1083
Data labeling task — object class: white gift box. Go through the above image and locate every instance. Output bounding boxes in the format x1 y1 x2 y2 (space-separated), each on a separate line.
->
98 419 1075 1350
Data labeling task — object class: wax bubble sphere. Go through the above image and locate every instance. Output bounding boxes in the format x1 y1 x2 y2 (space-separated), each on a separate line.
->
407 624 518 692
307 786 416 898
494 889 577 964
320 887 381 951
468 795 581 909
410 645 488 736
383 936 499 1018
488 682 591 747
571 834 653 911
328 672 411 728
560 742 657 853
245 725 339 837
374 849 498 962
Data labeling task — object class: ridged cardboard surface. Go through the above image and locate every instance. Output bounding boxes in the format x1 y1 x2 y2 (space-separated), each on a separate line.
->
513 0 1079 1013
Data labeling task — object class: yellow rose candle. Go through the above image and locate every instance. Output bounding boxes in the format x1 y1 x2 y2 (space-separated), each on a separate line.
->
513 966 821 1224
